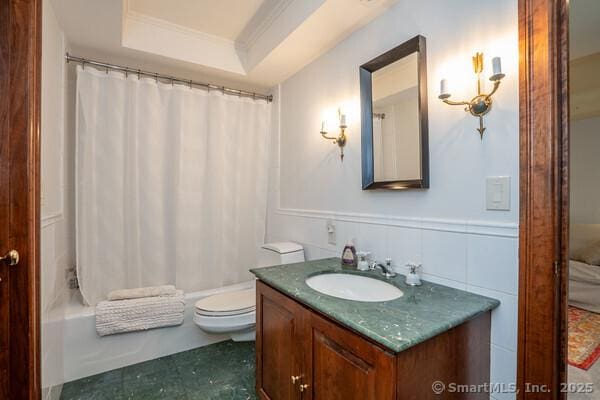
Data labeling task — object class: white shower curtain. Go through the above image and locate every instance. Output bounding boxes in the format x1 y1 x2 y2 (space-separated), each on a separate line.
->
76 66 271 305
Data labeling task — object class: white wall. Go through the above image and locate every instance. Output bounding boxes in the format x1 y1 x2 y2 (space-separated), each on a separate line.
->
266 1 519 399
41 0 74 397
570 116 600 224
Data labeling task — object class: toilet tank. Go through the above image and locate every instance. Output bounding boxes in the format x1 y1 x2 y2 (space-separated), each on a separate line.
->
258 242 305 268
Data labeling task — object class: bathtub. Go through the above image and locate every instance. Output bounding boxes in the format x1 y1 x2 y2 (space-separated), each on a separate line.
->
43 280 255 385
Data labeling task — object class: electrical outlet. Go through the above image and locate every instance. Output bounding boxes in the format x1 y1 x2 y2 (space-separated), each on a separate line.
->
326 220 336 245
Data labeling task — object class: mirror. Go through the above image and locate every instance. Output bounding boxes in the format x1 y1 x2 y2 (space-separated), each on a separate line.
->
360 35 429 189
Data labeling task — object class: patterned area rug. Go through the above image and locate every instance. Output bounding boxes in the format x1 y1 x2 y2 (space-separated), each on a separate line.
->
568 306 600 370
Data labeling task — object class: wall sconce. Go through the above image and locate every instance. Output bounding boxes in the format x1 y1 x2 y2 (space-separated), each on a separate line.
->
320 108 347 161
438 53 505 139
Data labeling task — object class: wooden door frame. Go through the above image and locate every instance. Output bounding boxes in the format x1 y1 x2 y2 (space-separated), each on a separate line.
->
0 0 42 398
517 0 569 398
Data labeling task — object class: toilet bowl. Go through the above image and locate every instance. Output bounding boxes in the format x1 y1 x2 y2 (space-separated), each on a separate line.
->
193 242 305 341
193 288 257 342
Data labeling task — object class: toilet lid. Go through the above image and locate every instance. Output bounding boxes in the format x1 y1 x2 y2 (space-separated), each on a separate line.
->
195 289 255 316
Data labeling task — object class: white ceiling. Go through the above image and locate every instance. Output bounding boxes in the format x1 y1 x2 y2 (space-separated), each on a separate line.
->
128 0 266 41
50 0 399 92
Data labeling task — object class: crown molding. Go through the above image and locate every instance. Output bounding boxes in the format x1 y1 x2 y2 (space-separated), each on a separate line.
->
235 0 294 51
125 10 238 49
122 9 245 75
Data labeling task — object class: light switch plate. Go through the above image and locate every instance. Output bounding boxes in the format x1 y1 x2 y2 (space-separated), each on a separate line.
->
486 176 510 211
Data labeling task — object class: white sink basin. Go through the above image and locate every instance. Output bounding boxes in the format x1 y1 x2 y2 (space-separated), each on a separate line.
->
305 273 403 302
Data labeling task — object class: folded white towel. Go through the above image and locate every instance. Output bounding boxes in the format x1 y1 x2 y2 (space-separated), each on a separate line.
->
106 285 177 301
96 290 185 336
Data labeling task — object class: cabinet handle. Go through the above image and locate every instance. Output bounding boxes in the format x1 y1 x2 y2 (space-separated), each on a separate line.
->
291 375 301 384
299 383 309 392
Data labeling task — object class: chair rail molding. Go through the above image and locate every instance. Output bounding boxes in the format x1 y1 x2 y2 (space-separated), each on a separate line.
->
277 207 518 238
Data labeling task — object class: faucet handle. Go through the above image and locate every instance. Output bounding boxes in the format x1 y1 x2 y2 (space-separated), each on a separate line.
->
406 262 422 272
385 258 392 266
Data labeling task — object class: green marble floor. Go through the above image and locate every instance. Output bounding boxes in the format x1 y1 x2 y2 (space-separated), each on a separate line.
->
60 341 256 400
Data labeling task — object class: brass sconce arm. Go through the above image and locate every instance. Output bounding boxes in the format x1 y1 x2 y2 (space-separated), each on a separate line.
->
441 98 471 107
320 130 343 142
484 80 501 101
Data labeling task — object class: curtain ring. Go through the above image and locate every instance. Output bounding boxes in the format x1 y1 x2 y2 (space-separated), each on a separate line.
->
221 86 225 95
125 70 128 78
155 73 159 83
189 80 193 89
105 66 109 74
252 92 256 101
170 77 174 86
82 60 86 70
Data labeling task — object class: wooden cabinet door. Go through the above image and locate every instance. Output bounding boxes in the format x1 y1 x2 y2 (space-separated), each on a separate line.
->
305 312 396 400
256 282 307 400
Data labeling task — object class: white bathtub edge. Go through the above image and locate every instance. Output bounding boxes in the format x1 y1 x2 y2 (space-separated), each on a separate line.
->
44 280 255 385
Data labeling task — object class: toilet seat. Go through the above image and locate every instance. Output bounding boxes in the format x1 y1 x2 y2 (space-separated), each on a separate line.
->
193 288 257 339
194 288 255 317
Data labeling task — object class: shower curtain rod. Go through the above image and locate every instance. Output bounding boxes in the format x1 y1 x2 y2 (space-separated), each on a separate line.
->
65 53 273 102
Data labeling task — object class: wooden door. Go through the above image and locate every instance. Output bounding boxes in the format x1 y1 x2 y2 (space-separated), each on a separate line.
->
305 312 396 400
0 0 42 398
256 282 307 400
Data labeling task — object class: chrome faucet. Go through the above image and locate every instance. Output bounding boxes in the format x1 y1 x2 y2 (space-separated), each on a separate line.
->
369 258 397 278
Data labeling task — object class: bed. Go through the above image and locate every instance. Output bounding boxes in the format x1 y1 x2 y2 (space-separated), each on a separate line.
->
569 224 600 313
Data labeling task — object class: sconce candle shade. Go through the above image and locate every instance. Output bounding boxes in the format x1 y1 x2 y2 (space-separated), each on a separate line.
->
490 57 505 81
439 79 450 99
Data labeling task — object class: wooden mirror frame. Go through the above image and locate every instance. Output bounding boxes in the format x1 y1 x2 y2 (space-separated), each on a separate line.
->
359 35 429 190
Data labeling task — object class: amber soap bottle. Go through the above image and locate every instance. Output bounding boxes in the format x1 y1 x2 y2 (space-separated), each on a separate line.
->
341 240 357 268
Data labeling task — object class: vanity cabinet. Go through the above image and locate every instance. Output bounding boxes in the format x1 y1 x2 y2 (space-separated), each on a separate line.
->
256 280 492 400
255 281 307 400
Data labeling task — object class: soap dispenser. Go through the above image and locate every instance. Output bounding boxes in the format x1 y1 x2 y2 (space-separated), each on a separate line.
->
341 240 358 268
405 263 422 286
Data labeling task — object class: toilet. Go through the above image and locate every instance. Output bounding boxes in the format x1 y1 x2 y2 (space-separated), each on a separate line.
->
193 242 305 341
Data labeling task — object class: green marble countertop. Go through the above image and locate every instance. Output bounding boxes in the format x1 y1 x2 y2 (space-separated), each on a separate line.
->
250 258 500 354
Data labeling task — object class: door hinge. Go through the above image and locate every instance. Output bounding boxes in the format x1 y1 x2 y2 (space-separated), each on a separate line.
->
554 260 560 275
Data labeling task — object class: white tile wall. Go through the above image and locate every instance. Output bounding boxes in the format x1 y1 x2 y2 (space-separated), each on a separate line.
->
490 344 518 400
356 223 387 262
467 235 519 295
386 225 422 272
422 230 467 283
467 285 518 353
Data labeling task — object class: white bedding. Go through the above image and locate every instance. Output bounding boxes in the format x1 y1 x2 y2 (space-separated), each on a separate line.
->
569 260 600 313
